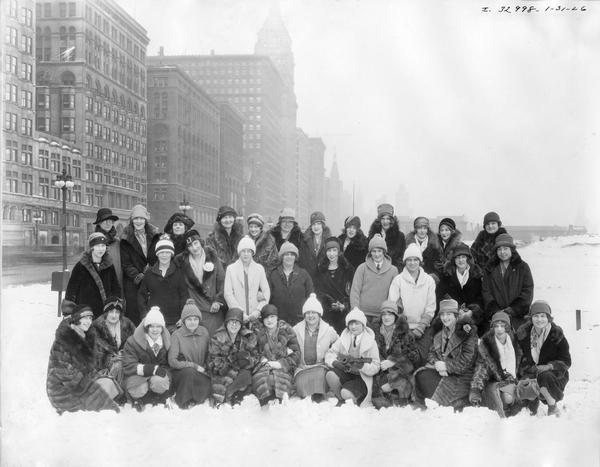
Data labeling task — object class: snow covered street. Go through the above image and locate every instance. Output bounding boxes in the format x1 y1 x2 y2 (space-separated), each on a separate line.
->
2 236 599 467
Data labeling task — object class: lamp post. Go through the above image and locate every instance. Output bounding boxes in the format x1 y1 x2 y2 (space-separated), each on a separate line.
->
54 168 74 272
179 196 191 214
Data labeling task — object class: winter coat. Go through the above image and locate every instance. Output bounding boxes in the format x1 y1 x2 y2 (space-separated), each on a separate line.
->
438 261 484 310
65 251 122 319
438 229 463 265
405 231 444 279
168 324 210 370
298 226 333 281
271 222 303 251
95 225 123 287
252 320 301 400
249 230 279 273
350 255 398 318
367 217 406 269
224 259 270 321
338 230 369 271
47 324 119 414
137 262 189 328
207 326 259 404
416 316 478 406
516 321 570 398
388 267 437 336
91 312 136 372
482 250 534 331
122 322 171 378
470 227 508 268
293 319 339 373
325 327 381 407
314 257 355 334
268 264 313 326
205 222 244 268
173 246 226 336
163 212 195 258
120 223 161 325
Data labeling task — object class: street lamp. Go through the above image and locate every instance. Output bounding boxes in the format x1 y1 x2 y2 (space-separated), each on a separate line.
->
54 168 74 273
179 196 191 214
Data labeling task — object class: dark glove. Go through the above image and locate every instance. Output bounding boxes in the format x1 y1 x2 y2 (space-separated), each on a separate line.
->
469 390 482 406
332 360 348 372
142 364 155 377
155 367 168 378
234 350 252 369
134 273 144 285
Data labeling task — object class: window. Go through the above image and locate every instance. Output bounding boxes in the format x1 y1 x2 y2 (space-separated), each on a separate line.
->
72 159 81 178
5 140 18 161
20 118 32 136
85 187 94 206
5 55 17 74
6 27 17 46
85 163 93 180
50 153 61 172
59 2 67 17
73 184 81 203
85 119 93 135
39 177 50 198
68 2 76 16
44 3 51 17
38 149 49 169
61 117 75 132
5 83 17 103
61 156 71 174
9 0 17 17
21 145 33 165
61 94 75 109
50 211 59 225
21 174 33 195
6 171 18 193
37 91 49 109
36 116 49 131
85 142 93 157
21 35 33 54
22 8 33 26
21 90 32 109
22 208 32 223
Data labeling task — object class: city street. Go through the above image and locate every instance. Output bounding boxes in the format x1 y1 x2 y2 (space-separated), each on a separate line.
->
2 260 77 288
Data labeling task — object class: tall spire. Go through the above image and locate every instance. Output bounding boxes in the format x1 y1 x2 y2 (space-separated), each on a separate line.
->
330 154 340 180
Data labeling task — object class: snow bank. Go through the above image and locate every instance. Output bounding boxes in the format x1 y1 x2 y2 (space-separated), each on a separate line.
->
1 236 599 467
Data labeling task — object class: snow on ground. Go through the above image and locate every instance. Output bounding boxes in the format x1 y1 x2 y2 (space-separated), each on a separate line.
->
1 235 599 467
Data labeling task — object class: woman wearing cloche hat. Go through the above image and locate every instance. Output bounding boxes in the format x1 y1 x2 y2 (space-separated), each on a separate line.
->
205 206 244 268
94 207 123 287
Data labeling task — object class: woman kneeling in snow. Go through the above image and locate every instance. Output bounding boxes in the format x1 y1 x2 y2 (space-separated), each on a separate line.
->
293 294 339 402
122 307 171 410
252 304 301 405
324 308 381 407
469 311 522 417
414 299 478 411
168 300 212 409
47 305 122 414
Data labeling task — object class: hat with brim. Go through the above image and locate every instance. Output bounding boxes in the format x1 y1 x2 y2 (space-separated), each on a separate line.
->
94 208 119 224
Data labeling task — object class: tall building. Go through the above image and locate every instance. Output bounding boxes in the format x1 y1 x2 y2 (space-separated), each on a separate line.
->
146 65 220 235
324 156 343 230
294 128 311 224
307 137 325 224
148 53 285 221
219 102 244 213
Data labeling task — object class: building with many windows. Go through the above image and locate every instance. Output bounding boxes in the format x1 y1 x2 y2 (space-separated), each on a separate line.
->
219 101 245 213
308 137 326 218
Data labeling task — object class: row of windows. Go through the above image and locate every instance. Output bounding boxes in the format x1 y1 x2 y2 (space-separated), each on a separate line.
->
5 26 33 54
4 84 32 109
6 1 33 27
5 54 34 81
83 121 145 154
4 113 32 136
36 2 77 19
84 97 146 134
82 143 145 172
84 75 146 117
3 205 79 227
183 63 264 75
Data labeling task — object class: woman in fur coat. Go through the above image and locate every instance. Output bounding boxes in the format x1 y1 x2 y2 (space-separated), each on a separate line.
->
120 204 160 325
367 203 406 269
174 230 226 336
414 299 478 410
205 206 244 268
93 208 123 287
47 305 121 414
338 216 368 271
470 211 509 268
405 216 444 281
65 232 121 319
270 207 303 251
252 305 301 405
208 308 259 405
246 213 279 273
436 217 463 265
299 211 332 282
163 212 195 257
516 301 571 416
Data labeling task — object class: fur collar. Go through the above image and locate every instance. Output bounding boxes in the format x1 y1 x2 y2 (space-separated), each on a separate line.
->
132 322 171 351
438 230 462 252
475 226 508 243
174 244 219 268
480 328 520 363
338 229 368 245
405 230 441 250
210 221 244 242
370 315 410 339
163 212 194 234
443 258 483 279
95 225 118 245
56 323 96 360
79 250 113 271
251 230 274 250
317 253 353 273
302 225 333 243
516 320 565 344
368 217 403 244
121 222 160 245
485 249 525 272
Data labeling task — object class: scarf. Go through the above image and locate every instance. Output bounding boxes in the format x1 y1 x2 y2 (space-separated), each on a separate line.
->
343 237 351 251
189 249 206 284
80 253 107 304
416 235 428 252
70 324 86 339
146 335 163 356
456 266 470 288
495 335 516 377
107 320 122 348
380 324 394 350
530 323 551 364
135 228 148 257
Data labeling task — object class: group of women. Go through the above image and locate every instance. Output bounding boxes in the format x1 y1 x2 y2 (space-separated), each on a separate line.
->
47 204 570 418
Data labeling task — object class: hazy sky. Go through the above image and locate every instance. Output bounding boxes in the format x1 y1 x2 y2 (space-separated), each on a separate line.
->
118 0 599 230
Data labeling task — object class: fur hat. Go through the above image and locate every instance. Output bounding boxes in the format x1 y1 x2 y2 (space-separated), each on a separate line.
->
181 298 202 322
247 213 265 228
529 300 552 318
345 307 367 327
88 232 107 248
70 304 93 324
380 300 399 318
494 233 515 251
130 204 150 220
377 203 394 218
225 307 244 323
103 296 123 314
491 311 511 327
325 236 341 251
403 243 423 262
413 217 429 229
278 241 298 258
261 304 279 320
368 234 387 253
279 207 295 221
483 211 501 226
155 234 175 256
438 217 456 231
184 229 202 247
439 299 459 315
165 212 194 233
302 293 323 316
93 208 118 225
310 211 326 225
237 236 256 254
344 216 361 229
452 242 472 259
216 206 237 222
61 299 77 317
144 306 165 327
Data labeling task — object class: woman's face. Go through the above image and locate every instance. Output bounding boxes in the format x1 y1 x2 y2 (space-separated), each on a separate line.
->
263 314 278 330
220 215 235 229
531 312 549 329
304 311 320 327
371 248 384 263
380 215 392 231
91 244 106 258
172 221 186 235
497 246 512 262
184 316 200 332
226 319 241 334
348 320 364 336
493 321 508 339
248 223 261 237
132 217 146 230
76 316 93 332
311 222 323 235
346 226 357 238
381 311 396 327
106 309 120 324
439 225 452 241
454 254 468 270
326 247 339 262
147 324 162 339
100 219 114 232
280 219 294 233
485 222 499 234
282 252 296 268
157 251 172 265
187 239 203 256
416 226 428 239
405 257 420 273
440 311 457 328
239 249 253 264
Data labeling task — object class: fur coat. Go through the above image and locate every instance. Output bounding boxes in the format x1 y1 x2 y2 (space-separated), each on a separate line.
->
205 222 244 268
314 256 355 334
405 230 444 278
367 217 406 269
250 230 280 273
91 312 136 372
338 230 369 271
437 229 463 264
268 264 313 326
95 225 123 287
270 222 303 251
470 227 508 268
298 226 333 281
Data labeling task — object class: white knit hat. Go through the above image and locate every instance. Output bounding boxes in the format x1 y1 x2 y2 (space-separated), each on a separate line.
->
345 307 367 327
237 235 256 254
403 243 423 262
302 293 323 316
144 306 165 327
155 235 175 256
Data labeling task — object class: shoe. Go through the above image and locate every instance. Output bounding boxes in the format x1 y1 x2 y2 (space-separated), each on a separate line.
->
527 399 540 416
547 404 561 417
310 394 326 404
132 399 145 412
372 396 393 409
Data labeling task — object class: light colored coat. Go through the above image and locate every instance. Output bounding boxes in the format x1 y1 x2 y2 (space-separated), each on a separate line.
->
350 256 398 317
388 267 436 335
293 319 339 375
224 259 270 320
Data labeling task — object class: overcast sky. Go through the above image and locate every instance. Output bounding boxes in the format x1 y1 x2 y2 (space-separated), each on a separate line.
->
118 0 600 230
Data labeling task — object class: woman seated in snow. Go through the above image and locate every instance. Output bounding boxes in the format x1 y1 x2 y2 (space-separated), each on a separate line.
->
469 311 522 417
47 305 122 414
91 296 135 386
324 307 381 407
208 308 259 406
370 301 420 409
252 305 301 406
168 300 212 409
293 294 339 402
516 300 571 417
405 216 444 281
414 299 478 411
122 307 171 410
